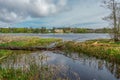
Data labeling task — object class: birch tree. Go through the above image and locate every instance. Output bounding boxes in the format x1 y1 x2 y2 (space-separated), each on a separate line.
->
103 0 120 42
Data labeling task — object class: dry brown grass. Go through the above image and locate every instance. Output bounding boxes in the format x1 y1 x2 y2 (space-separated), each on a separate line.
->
0 36 40 43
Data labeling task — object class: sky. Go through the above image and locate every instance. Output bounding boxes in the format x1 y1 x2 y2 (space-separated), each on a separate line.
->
0 0 109 29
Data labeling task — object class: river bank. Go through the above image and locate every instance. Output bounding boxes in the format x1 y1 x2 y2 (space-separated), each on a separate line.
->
0 36 120 64
56 39 120 64
0 36 62 60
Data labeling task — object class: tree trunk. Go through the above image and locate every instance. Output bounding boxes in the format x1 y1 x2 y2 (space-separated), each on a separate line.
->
112 0 119 42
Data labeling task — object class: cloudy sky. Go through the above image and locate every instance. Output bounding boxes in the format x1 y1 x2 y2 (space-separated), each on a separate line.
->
0 0 109 28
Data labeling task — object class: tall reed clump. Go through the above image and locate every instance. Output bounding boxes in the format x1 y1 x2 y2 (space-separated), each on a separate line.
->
0 52 53 80
0 65 54 80
0 52 75 80
60 40 120 64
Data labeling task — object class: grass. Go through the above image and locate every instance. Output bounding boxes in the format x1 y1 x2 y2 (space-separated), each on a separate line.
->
0 50 13 60
0 60 50 80
0 36 62 60
0 50 53 80
0 36 62 48
0 64 74 80
0 50 76 80
0 65 53 80
56 39 120 64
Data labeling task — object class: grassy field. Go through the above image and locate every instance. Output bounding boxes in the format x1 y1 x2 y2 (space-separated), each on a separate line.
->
56 39 120 63
0 36 62 47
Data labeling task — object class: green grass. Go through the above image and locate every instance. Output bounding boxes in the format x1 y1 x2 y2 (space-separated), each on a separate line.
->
0 36 62 61
0 36 62 47
0 36 62 60
0 50 13 60
0 64 53 80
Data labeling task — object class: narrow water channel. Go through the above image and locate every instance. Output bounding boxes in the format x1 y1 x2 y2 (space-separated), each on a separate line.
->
0 51 120 80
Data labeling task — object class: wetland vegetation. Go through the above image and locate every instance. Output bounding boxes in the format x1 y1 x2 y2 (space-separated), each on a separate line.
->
0 35 120 80
57 39 120 64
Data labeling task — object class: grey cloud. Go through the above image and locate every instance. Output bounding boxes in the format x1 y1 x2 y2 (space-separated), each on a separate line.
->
0 0 68 23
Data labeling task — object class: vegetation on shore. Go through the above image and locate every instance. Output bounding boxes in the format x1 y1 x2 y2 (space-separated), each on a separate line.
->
0 50 79 80
0 27 111 33
0 36 62 47
1 35 120 64
56 39 120 63
0 36 62 59
0 51 54 80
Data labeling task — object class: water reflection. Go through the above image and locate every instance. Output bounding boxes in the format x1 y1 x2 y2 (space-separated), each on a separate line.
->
0 51 120 80
105 62 120 79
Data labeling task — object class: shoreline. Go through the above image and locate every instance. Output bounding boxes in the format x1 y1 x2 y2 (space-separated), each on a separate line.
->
0 36 120 64
56 39 120 64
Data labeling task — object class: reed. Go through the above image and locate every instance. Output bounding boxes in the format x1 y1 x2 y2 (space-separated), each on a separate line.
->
0 52 78 80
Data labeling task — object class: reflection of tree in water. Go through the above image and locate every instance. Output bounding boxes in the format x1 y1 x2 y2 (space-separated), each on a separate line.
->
67 52 120 79
105 62 120 79
98 60 104 70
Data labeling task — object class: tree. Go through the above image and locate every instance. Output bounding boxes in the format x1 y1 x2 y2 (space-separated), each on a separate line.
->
41 27 46 33
102 0 120 42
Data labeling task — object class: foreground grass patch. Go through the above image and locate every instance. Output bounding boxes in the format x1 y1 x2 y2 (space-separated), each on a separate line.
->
0 51 75 80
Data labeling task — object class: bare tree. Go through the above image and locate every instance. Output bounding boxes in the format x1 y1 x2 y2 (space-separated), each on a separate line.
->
102 0 120 42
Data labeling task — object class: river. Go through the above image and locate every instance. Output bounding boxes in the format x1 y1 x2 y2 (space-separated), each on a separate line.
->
0 33 119 80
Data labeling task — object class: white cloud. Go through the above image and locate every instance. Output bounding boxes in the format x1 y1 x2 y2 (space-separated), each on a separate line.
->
0 0 68 23
0 0 109 28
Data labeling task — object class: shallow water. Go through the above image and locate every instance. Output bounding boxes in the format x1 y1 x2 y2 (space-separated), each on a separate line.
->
0 51 120 80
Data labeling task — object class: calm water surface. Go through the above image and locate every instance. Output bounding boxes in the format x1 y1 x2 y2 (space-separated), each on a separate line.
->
0 51 120 80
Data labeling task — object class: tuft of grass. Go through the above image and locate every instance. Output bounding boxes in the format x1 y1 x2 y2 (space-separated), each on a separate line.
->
0 50 13 60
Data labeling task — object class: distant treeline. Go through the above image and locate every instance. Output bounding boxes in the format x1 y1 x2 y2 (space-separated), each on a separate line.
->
0 27 112 33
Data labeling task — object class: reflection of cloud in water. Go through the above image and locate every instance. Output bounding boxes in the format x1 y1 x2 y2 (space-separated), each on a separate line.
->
42 51 70 65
